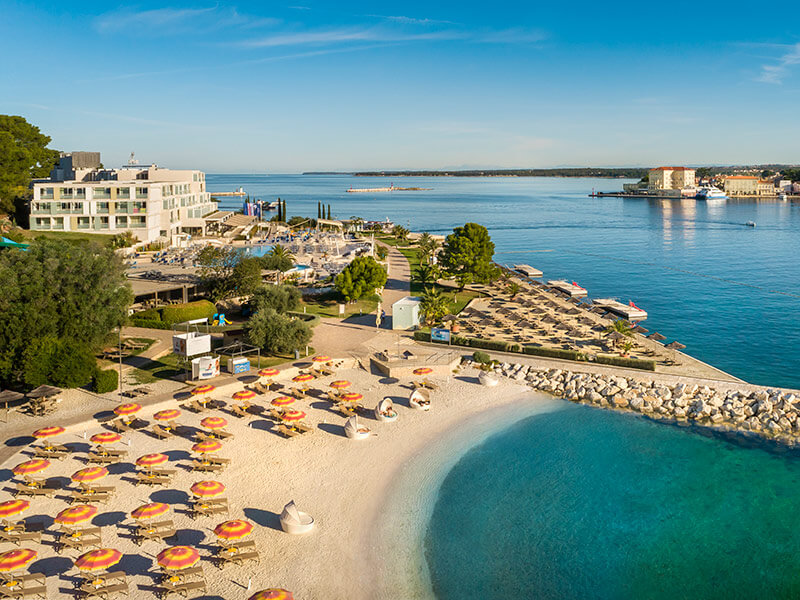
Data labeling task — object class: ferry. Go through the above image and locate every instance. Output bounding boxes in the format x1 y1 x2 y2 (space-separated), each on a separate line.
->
696 186 727 200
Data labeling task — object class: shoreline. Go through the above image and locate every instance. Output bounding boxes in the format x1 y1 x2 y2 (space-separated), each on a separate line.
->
362 390 564 599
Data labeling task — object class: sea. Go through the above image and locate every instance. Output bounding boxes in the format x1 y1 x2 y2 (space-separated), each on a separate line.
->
207 174 800 598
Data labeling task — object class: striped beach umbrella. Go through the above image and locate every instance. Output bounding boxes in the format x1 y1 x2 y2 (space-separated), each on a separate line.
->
131 502 169 520
153 409 182 422
249 590 294 600
0 549 37 573
271 396 295 407
191 385 216 396
281 410 306 422
292 374 314 384
312 355 331 363
55 504 98 526
135 453 168 468
90 432 121 445
190 480 225 497
13 459 50 476
157 546 200 570
0 500 29 520
113 403 141 416
329 380 351 390
413 367 433 376
213 519 254 540
339 392 363 403
232 390 256 401
74 548 122 572
258 368 280 377
32 426 65 439
200 416 228 430
192 440 222 454
71 467 108 483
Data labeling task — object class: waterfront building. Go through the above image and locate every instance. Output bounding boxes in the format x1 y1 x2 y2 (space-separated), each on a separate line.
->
723 176 776 197
648 166 696 191
29 152 217 243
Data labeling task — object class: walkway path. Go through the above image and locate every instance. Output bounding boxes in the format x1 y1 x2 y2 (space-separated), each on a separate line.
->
380 242 412 315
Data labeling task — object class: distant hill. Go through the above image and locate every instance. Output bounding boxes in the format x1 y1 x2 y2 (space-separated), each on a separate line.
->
351 168 648 178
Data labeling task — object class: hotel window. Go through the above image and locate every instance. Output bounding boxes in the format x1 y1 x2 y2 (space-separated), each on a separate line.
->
135 187 148 199
117 188 131 199
96 201 109 214
61 188 73 199
75 188 86 199
93 187 111 199
40 187 54 199
77 216 90 229
36 217 51 229
116 216 128 228
53 217 64 230
94 216 109 229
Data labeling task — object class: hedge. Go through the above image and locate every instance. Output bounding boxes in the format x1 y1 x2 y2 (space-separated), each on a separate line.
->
596 355 656 371
472 351 491 364
129 318 171 330
467 338 513 352
134 307 161 321
414 331 431 342
160 300 217 325
92 369 119 393
523 346 587 361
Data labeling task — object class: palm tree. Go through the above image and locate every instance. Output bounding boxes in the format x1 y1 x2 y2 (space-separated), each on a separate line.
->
417 232 439 264
392 225 409 243
414 264 439 286
604 319 633 348
269 244 294 262
420 286 450 325
507 281 521 299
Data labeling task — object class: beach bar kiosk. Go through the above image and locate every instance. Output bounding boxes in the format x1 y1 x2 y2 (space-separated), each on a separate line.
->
392 296 422 330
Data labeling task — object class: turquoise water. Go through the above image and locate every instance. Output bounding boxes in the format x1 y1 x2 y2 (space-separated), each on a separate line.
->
208 174 800 389
426 403 800 599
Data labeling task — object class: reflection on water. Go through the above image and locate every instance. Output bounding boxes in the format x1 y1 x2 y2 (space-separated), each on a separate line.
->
208 174 800 387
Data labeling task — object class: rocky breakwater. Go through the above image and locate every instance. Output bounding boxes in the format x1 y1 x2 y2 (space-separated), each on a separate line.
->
471 360 800 445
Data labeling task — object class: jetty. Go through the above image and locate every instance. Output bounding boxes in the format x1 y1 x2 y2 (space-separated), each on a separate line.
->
211 187 247 197
547 280 588 298
592 298 648 322
346 185 431 193
514 264 543 278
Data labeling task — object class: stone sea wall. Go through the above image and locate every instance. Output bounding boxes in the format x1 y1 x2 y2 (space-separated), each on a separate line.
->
470 360 800 445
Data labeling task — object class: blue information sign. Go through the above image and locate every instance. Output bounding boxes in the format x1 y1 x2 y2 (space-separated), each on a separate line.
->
431 327 451 343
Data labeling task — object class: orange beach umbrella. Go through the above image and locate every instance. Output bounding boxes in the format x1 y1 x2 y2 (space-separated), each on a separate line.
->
292 374 314 383
32 426 65 439
0 549 37 573
190 480 225 497
90 432 121 445
135 453 168 468
271 396 295 407
281 410 306 422
213 519 254 540
413 367 433 376
312 355 331 363
113 403 141 416
154 409 181 421
71 467 108 483
191 385 215 396
232 390 256 401
258 368 280 377
249 590 294 600
200 416 228 430
329 380 351 390
13 459 50 476
192 440 222 454
55 504 98 526
75 548 122 572
131 502 169 520
339 392 363 403
157 546 200 570
0 500 30 520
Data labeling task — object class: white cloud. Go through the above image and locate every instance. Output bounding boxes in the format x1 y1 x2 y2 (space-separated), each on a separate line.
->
240 27 463 48
756 42 800 84
93 6 279 34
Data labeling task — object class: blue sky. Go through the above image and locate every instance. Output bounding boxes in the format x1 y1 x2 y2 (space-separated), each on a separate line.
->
1 1 798 172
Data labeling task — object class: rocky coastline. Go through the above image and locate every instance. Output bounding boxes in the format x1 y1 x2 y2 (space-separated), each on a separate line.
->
470 359 800 446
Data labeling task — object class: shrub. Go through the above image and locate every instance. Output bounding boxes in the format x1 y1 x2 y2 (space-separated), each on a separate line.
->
286 311 321 327
413 331 432 342
472 351 491 364
92 369 119 393
251 285 301 314
129 318 170 330
246 307 313 355
523 346 587 361
133 308 161 321
335 256 387 301
595 355 656 371
467 338 512 352
22 337 97 389
160 300 217 325
376 245 388 260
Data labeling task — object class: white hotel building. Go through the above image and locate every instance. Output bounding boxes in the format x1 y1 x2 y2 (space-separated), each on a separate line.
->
29 152 217 243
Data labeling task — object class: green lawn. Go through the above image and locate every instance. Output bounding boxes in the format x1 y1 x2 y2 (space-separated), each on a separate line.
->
20 230 118 247
301 293 380 318
129 350 304 383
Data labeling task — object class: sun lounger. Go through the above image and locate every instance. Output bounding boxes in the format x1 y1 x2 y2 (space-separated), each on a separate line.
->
0 573 46 587
208 429 233 440
218 549 259 567
229 403 250 418
13 484 55 498
217 539 256 553
186 399 210 413
252 382 270 394
289 387 307 399
0 584 48 599
191 502 228 519
32 446 69 460
135 520 176 544
58 532 102 553
86 452 120 465
81 485 116 495
190 460 224 474
61 525 102 539
156 566 203 583
70 490 111 504
0 529 42 545
144 467 176 476
267 409 284 421
276 423 312 438
133 473 171 486
78 581 128 599
155 579 206 599
110 419 132 433
151 425 174 440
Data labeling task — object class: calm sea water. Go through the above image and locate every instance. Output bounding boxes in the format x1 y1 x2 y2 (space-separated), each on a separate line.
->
426 403 800 600
208 173 800 389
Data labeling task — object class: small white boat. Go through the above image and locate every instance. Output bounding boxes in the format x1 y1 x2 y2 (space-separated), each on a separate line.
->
746 221 756 227
696 186 727 200
374 397 398 422
409 388 432 411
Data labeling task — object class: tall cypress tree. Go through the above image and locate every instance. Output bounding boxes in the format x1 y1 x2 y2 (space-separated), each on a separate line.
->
317 201 321 219
276 198 282 222
283 199 287 222
327 204 331 220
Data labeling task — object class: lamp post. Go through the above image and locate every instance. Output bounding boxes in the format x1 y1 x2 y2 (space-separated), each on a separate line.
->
115 326 123 402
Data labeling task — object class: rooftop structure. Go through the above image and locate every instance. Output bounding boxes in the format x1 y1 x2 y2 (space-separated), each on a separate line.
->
29 152 217 244
723 176 775 197
648 166 696 191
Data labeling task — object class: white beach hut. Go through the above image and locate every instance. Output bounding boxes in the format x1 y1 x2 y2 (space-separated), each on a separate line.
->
279 500 315 535
409 388 432 411
374 397 398 422
344 415 372 440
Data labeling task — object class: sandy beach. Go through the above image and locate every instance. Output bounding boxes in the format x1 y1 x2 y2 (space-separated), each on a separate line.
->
0 362 561 598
